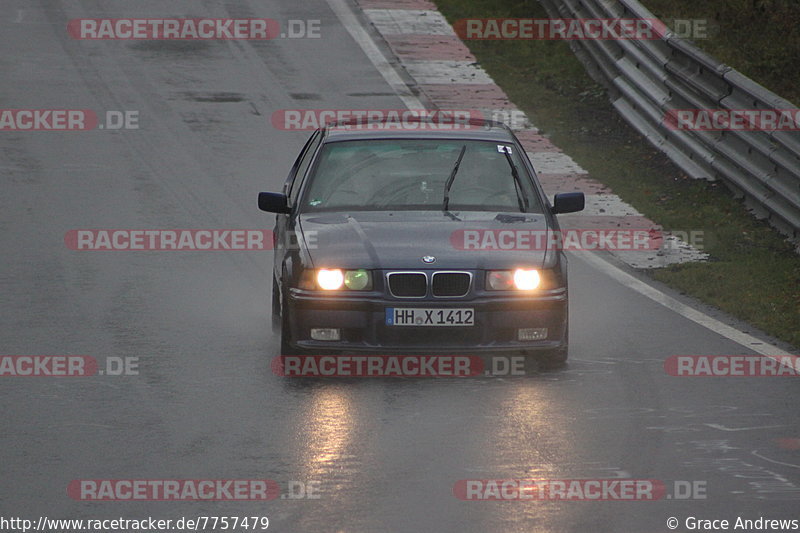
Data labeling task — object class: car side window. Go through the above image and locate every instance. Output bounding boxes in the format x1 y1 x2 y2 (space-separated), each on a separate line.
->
287 131 321 206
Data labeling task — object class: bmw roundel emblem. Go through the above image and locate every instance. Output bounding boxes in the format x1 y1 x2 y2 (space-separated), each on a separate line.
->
422 255 436 264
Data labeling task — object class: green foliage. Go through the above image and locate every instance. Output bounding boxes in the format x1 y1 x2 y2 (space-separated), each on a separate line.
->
645 0 800 103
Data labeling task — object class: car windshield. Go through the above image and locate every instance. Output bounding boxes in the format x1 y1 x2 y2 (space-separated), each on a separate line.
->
299 139 542 213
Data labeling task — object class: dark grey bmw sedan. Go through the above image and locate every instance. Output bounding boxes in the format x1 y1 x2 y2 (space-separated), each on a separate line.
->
258 117 584 368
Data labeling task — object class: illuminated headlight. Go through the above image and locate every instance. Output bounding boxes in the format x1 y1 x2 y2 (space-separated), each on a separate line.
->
513 269 540 290
486 269 541 291
314 269 372 291
317 269 344 290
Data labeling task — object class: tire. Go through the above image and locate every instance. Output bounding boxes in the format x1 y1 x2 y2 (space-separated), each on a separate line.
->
536 346 568 370
279 292 299 355
271 277 281 332
536 324 568 370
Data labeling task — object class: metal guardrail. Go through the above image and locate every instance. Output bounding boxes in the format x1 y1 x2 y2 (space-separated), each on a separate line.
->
538 0 800 248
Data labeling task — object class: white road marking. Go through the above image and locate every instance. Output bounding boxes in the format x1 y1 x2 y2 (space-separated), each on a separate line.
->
752 450 800 470
327 0 426 111
579 251 794 357
363 9 455 36
688 440 740 453
645 426 703 433
704 423 784 432
329 0 793 357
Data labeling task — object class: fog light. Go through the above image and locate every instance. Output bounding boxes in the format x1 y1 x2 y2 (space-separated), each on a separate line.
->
518 328 547 341
310 328 341 341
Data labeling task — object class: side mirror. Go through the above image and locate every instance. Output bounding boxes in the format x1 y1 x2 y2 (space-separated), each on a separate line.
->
551 192 585 214
258 192 290 214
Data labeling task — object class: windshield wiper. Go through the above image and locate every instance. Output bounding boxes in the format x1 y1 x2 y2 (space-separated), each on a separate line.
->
442 145 467 211
500 145 528 212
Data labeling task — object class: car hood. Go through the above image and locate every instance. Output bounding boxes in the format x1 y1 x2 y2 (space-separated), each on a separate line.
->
298 211 554 270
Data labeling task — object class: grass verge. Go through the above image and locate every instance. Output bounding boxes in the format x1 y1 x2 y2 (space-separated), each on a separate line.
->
433 0 800 348
642 0 800 105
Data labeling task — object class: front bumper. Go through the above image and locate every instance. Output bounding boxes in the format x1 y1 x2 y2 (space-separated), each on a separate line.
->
283 289 568 354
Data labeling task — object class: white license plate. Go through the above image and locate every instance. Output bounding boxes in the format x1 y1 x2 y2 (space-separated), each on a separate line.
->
386 308 474 326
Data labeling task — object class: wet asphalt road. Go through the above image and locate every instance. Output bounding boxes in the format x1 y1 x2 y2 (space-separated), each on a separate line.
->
1 1 798 532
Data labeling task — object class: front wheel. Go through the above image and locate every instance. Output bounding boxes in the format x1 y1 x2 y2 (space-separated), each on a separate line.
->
535 346 568 370
537 323 568 370
279 292 301 355
271 277 281 332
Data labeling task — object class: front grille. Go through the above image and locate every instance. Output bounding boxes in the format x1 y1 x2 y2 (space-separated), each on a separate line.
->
432 272 471 297
388 272 427 297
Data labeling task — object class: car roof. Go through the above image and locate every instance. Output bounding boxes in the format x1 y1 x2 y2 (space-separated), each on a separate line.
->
319 115 519 143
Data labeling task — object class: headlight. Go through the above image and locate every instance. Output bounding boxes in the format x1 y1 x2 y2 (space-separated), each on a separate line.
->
513 269 540 290
344 269 371 290
317 269 344 290
487 271 515 290
486 269 541 291
313 269 372 291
